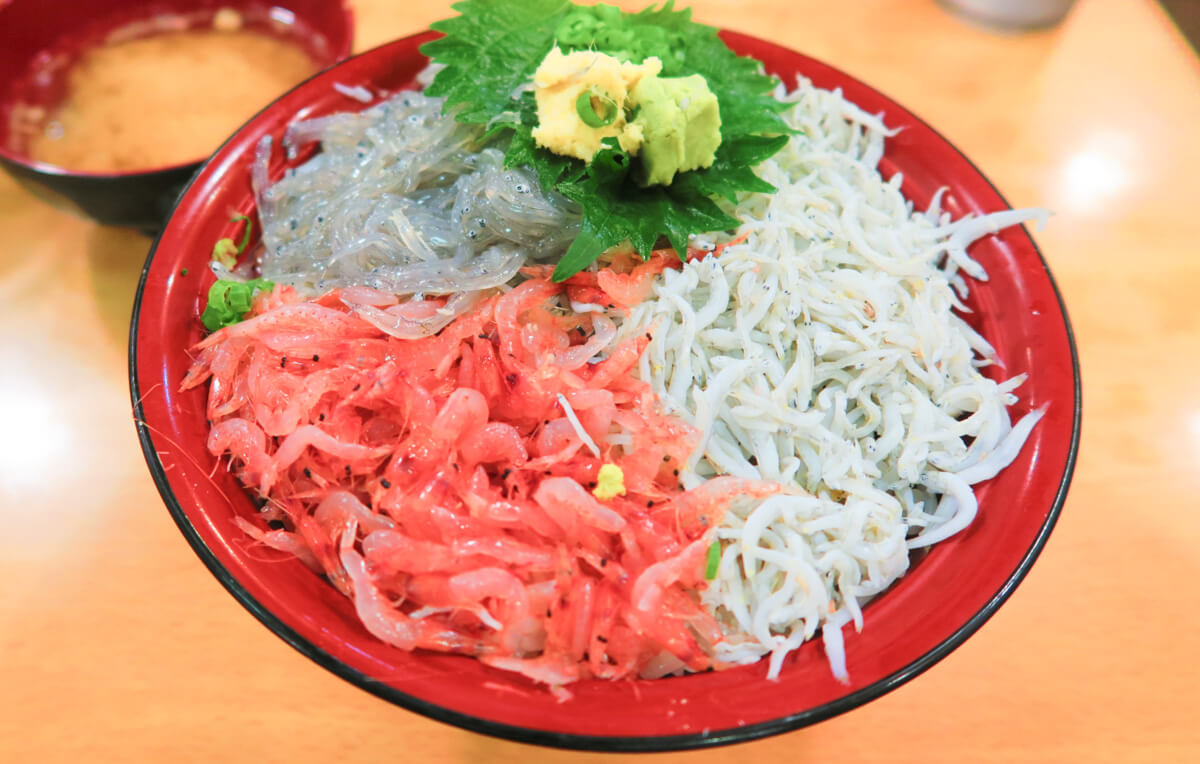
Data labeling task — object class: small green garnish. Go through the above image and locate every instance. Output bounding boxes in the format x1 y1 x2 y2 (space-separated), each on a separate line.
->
201 278 274 331
210 214 255 269
231 214 253 253
555 3 686 72
576 88 618 128
705 540 720 580
210 238 238 269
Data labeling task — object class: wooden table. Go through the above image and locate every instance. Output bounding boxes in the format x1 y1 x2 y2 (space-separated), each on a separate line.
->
2 0 1196 760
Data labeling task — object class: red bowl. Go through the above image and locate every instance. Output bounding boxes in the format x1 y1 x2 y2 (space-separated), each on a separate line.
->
130 31 1080 751
0 0 353 232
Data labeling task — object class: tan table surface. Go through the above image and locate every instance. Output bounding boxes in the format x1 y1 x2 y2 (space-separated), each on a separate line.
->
2 0 1197 760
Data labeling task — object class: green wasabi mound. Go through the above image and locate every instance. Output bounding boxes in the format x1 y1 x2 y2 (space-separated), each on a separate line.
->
629 74 721 186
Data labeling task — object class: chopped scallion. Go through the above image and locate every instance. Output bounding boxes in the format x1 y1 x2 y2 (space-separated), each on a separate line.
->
210 238 237 269
576 88 617 128
705 540 720 580
201 278 274 332
231 214 253 254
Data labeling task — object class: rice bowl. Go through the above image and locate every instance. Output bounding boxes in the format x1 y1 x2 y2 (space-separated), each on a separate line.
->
131 27 1079 750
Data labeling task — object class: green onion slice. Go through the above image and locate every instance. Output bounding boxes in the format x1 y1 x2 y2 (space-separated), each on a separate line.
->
705 540 720 580
201 278 274 332
211 216 254 270
231 214 253 254
210 238 238 269
576 88 618 128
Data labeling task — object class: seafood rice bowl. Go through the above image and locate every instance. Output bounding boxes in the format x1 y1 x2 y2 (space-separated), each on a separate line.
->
132 0 1078 749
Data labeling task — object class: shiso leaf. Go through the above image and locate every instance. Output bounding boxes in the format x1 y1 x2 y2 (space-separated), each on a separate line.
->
422 0 571 125
421 0 791 280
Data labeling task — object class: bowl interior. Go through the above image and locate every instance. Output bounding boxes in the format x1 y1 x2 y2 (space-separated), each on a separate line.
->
132 31 1079 751
0 0 353 175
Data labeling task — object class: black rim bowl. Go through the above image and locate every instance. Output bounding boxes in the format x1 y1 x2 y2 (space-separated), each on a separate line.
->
0 155 199 234
128 32 1082 753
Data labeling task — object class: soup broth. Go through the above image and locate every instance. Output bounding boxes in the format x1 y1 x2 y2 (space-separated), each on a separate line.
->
28 25 317 173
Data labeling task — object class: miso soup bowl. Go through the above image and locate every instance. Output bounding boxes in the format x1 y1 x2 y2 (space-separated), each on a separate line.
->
0 0 353 233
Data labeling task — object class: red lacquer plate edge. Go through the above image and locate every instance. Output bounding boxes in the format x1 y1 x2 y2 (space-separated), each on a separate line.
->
129 30 1081 752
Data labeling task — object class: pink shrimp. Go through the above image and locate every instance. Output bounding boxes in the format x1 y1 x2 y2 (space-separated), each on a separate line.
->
272 425 390 474
431 388 489 446
234 516 321 572
187 271 777 689
314 490 394 535
479 654 580 697
553 314 617 370
448 567 531 649
534 478 626 534
196 302 371 349
582 336 645 389
253 365 360 436
460 487 561 538
567 577 596 661
458 422 528 468
630 534 714 613
362 529 457 574
666 475 784 531
207 418 275 493
494 279 562 360
529 419 585 462
451 536 557 570
595 254 677 308
339 530 479 654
